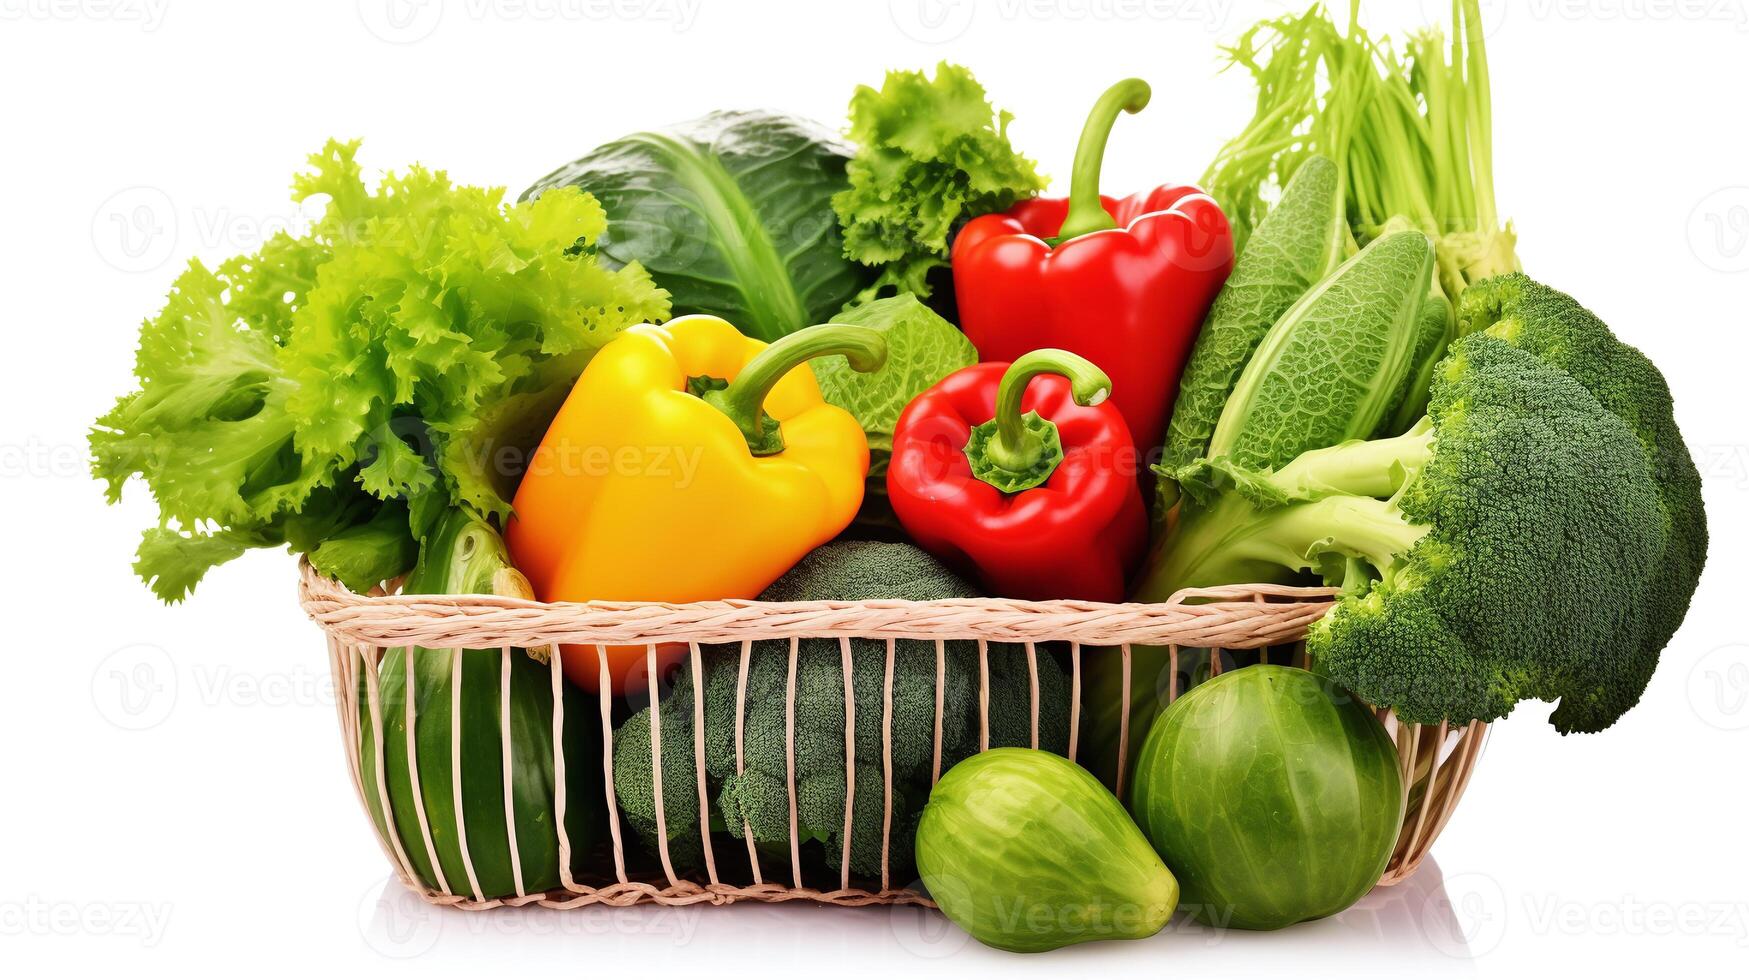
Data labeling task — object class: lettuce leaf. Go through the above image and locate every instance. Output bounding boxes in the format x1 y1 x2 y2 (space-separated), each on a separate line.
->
834 62 1047 306
92 140 670 600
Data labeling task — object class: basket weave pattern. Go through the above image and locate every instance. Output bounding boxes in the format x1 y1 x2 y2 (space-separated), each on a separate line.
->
300 562 1486 911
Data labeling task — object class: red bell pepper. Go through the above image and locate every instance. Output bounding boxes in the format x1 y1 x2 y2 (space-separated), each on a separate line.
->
951 78 1235 455
886 350 1147 603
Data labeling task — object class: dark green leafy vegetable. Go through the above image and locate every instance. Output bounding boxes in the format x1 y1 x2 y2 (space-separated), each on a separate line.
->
834 62 1047 306
90 140 670 599
1193 229 1434 482
1384 216 1458 434
523 111 871 342
1158 156 1344 494
1089 230 1432 785
1138 318 1684 732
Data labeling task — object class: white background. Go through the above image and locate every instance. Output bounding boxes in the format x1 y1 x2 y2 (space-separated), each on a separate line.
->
3 0 1746 974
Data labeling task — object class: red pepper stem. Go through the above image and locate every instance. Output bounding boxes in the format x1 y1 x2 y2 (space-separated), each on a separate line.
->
708 323 887 457
984 349 1112 475
1054 78 1152 244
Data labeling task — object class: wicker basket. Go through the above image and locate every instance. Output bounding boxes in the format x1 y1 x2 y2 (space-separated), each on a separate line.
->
300 561 1486 911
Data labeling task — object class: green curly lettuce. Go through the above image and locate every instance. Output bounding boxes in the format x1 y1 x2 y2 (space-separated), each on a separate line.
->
833 62 1047 306
91 140 670 601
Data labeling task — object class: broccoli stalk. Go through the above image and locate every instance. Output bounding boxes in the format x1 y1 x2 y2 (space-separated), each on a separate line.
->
1148 420 1436 602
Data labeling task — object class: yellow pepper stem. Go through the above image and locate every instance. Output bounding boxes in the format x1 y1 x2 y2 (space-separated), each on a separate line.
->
703 323 887 456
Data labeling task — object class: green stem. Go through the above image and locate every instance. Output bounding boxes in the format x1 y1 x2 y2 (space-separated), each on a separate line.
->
406 507 502 596
965 350 1110 493
1264 420 1434 500
1053 78 1151 243
703 323 886 457
1461 0 1498 233
1134 490 1425 604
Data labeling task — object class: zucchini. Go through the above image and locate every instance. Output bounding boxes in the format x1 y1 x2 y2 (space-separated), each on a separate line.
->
356 508 604 899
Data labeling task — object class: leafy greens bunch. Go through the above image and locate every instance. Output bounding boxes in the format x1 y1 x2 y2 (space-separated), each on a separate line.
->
92 140 671 600
1203 0 1516 309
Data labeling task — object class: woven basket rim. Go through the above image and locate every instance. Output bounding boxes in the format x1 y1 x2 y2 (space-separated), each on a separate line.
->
297 558 1341 649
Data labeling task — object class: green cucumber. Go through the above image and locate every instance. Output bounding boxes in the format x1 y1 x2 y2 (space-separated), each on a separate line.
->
356 509 604 899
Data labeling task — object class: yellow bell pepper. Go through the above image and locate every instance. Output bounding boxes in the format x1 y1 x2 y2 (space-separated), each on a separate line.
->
506 315 886 693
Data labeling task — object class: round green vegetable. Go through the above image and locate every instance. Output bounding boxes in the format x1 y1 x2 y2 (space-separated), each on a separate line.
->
1130 665 1402 931
917 748 1179 953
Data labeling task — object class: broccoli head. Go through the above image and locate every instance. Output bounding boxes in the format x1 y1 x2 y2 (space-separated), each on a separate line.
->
1457 274 1708 705
1142 331 1673 732
612 541 1070 881
1305 334 1671 730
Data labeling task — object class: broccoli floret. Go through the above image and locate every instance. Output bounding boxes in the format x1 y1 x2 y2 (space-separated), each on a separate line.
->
607 684 705 856
1458 274 1708 706
1140 332 1673 732
612 541 1070 880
